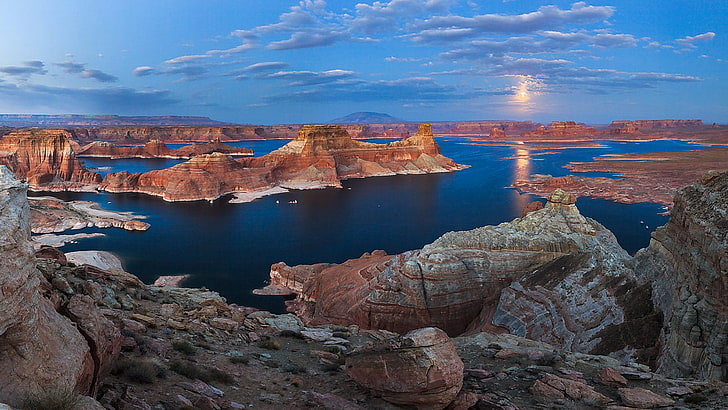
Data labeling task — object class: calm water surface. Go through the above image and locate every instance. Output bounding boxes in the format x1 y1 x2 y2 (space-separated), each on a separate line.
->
45 138 700 312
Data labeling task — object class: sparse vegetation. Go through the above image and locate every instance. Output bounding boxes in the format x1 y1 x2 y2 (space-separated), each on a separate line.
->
194 340 212 350
113 358 164 383
172 340 197 355
169 360 235 384
20 387 81 410
229 355 249 365
279 329 305 339
257 339 281 350
685 393 707 404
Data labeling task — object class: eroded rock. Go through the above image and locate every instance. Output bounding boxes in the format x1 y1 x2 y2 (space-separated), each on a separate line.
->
345 327 463 409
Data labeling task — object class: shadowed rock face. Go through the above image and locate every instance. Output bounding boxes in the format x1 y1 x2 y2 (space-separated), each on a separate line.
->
635 170 728 381
0 129 101 190
100 124 467 202
0 166 120 404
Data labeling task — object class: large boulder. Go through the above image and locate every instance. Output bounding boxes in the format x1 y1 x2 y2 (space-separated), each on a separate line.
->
345 327 463 409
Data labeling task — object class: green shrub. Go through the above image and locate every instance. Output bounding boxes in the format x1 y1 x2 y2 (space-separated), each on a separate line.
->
20 388 81 410
172 340 197 355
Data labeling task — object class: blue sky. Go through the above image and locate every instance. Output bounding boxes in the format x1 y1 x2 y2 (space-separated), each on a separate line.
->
0 1 725 124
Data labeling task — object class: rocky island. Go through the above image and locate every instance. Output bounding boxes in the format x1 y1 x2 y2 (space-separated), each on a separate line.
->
99 123 467 202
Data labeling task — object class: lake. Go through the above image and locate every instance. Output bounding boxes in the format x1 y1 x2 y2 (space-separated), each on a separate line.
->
43 137 695 312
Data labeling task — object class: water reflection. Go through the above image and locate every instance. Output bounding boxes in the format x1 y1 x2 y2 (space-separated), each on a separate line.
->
511 144 534 215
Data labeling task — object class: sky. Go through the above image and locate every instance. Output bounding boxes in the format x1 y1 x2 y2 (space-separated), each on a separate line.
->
0 0 725 125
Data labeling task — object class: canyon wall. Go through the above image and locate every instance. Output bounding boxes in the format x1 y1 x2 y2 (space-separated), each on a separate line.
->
0 166 119 404
69 126 286 143
77 139 252 159
0 129 101 190
634 171 727 381
522 121 599 138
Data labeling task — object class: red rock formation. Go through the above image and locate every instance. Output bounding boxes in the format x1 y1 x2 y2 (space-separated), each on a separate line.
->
521 200 544 217
69 125 297 143
256 189 612 336
100 124 466 202
634 170 728 381
345 327 464 409
521 121 598 139
512 147 728 209
442 121 537 136
608 119 705 130
489 127 507 139
101 152 273 201
77 138 252 159
0 129 101 190
0 166 119 404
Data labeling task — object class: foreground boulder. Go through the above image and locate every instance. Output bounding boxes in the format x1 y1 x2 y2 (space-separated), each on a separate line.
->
0 166 119 404
345 327 463 409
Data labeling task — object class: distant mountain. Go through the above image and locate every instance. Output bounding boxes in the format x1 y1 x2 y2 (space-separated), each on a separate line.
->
0 114 233 128
328 112 405 124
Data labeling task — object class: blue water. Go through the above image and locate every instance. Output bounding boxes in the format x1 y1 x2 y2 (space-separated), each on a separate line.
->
40 138 704 312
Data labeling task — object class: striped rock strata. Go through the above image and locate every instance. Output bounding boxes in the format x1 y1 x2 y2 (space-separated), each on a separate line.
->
0 129 101 190
256 189 651 348
634 170 727 381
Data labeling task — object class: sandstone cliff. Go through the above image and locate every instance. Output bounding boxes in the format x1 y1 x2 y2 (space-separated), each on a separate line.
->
69 125 297 143
256 181 728 376
0 166 119 404
634 170 727 381
256 188 658 355
77 138 252 159
522 121 599 139
0 129 101 191
100 124 466 202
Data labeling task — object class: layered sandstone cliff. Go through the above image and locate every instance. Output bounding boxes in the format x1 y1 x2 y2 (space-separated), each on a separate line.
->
69 125 297 143
77 138 252 159
522 121 599 139
100 124 466 202
257 180 728 376
0 129 101 190
256 189 655 351
609 119 705 131
0 166 119 404
634 171 727 381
